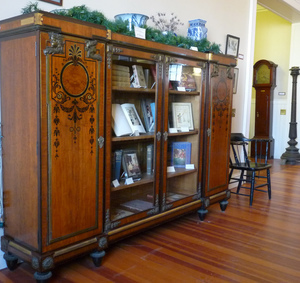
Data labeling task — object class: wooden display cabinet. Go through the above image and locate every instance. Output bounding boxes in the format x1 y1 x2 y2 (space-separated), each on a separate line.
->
0 12 236 281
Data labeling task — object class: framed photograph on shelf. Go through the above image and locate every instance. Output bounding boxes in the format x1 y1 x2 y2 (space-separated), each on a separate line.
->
40 0 63 5
171 142 192 168
172 102 194 130
233 68 239 94
225 34 240 57
122 150 142 180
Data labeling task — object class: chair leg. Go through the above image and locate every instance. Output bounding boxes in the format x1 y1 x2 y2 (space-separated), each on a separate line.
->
229 168 233 183
237 170 244 194
267 168 271 199
250 171 255 206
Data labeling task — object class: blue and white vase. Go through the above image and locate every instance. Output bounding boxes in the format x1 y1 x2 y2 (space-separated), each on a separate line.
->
187 19 208 41
114 13 149 31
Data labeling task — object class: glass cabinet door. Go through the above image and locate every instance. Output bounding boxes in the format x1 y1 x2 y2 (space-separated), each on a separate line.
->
105 45 163 228
161 57 205 211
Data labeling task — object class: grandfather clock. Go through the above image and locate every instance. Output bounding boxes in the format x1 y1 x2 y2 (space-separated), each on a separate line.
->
252 59 277 158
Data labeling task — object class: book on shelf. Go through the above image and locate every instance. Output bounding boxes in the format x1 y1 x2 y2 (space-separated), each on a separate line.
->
178 67 197 91
111 208 134 220
112 149 123 181
122 150 142 180
172 102 194 130
141 99 155 132
132 65 147 88
166 193 185 202
112 81 131 87
112 75 131 82
170 142 192 168
112 65 131 88
146 144 154 175
121 199 153 212
111 103 146 137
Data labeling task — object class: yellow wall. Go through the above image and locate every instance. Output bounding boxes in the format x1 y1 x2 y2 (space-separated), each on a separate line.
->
254 7 291 100
250 6 292 158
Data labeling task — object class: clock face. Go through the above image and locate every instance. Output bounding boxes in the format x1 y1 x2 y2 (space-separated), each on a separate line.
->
256 64 271 84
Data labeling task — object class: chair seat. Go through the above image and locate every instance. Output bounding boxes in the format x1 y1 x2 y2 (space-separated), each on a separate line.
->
230 162 272 171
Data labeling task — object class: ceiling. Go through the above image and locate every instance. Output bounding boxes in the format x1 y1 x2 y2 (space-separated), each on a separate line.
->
258 0 300 23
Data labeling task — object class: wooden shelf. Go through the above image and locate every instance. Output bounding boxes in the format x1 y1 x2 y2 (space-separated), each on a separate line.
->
112 133 155 143
167 168 197 179
169 90 200 96
168 129 199 137
112 86 156 94
111 173 154 192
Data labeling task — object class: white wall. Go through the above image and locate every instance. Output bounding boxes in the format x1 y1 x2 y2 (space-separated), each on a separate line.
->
0 0 256 135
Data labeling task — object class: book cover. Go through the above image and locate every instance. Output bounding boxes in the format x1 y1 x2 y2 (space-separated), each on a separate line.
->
112 65 130 72
166 193 185 202
172 102 194 130
146 144 154 175
141 99 155 132
122 150 142 179
112 70 130 77
178 73 197 91
132 65 147 88
112 81 130 87
112 150 122 181
112 76 131 82
150 103 155 125
171 142 192 168
121 199 153 212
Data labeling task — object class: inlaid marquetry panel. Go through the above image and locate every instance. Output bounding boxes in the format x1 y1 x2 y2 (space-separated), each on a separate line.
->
46 36 105 243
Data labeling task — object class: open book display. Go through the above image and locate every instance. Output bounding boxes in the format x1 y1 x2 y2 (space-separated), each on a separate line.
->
112 103 146 137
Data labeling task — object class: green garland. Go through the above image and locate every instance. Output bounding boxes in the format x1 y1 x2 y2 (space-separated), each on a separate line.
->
21 3 221 53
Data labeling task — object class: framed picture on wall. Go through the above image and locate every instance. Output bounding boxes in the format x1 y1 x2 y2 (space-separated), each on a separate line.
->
225 34 240 57
233 68 239 94
40 0 63 6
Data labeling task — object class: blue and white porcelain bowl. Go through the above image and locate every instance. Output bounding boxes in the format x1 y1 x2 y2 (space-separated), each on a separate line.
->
114 13 149 31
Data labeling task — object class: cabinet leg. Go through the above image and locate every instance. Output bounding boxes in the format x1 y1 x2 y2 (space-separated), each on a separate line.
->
34 271 52 283
90 250 106 267
220 200 229 211
3 253 19 271
197 209 208 221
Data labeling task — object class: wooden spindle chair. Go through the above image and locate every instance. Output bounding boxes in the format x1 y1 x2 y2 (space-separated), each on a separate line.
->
229 133 272 206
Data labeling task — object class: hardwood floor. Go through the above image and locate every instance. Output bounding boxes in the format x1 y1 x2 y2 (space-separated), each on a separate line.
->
1 159 300 282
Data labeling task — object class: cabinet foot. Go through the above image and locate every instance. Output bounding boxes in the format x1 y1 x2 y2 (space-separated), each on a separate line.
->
34 271 52 283
220 200 229 211
90 250 106 267
197 209 208 221
3 253 18 271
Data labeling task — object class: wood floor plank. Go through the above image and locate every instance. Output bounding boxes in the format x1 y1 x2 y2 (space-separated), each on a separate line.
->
2 159 300 282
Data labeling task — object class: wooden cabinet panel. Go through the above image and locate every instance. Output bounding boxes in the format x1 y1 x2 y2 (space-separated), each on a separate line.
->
204 64 233 197
1 34 39 250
